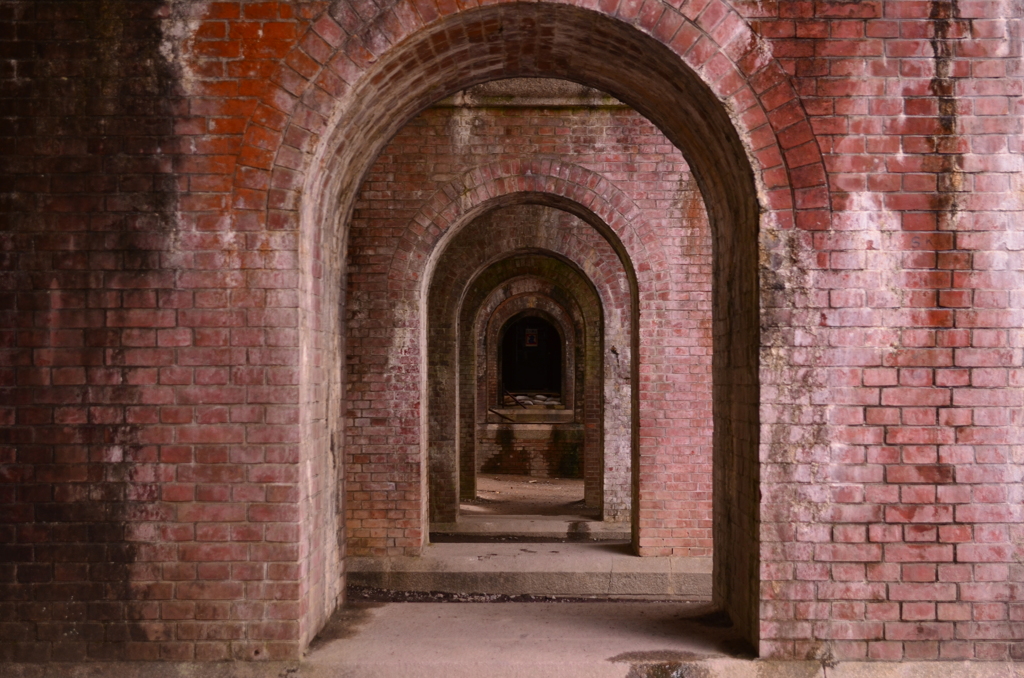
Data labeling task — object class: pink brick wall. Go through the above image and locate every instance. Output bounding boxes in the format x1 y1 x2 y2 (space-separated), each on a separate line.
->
0 0 1021 662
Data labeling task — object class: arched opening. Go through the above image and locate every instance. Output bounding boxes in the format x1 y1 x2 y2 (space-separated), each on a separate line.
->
302 2 776 650
426 206 620 523
425 203 630 524
500 315 563 404
347 79 716 603
473 309 585 514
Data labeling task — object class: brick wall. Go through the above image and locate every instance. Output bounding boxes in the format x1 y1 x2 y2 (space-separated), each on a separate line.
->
1 0 1022 662
0 0 188 662
750 1 1024 661
0 0 334 660
478 425 585 479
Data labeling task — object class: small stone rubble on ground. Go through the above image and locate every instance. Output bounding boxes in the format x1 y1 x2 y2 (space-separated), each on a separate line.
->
503 392 563 408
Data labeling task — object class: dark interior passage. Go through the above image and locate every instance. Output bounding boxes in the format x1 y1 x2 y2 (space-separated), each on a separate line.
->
501 316 562 398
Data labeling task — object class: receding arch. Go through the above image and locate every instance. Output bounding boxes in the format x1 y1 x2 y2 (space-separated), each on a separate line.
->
411 162 649 306
269 1 824 653
486 304 579 480
425 203 628 523
465 262 604 514
497 310 569 409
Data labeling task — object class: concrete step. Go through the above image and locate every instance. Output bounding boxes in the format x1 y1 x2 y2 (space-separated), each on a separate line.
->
430 514 631 541
347 541 712 599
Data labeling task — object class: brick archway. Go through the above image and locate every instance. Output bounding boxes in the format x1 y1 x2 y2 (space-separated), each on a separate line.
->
414 182 643 524
227 0 829 654
400 160 652 291
465 261 604 515
8 0 1023 663
482 296 582 480
421 199 630 527
229 1 828 234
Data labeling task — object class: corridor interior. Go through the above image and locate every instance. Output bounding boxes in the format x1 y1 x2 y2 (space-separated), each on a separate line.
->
343 77 716 609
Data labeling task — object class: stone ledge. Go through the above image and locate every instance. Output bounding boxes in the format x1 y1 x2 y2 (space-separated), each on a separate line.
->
346 541 712 599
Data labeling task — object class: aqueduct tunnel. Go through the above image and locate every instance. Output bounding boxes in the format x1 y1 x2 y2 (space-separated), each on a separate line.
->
345 74 716 548
316 5 765 645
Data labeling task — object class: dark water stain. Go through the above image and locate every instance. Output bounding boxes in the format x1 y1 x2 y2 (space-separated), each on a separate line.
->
552 426 582 478
482 423 529 474
608 651 711 678
927 0 965 223
3 0 183 658
688 609 733 628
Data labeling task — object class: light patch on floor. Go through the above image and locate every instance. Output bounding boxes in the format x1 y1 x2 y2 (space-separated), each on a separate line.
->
464 473 590 516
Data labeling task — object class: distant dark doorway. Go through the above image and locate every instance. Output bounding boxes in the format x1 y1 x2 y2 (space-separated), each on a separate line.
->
501 316 562 398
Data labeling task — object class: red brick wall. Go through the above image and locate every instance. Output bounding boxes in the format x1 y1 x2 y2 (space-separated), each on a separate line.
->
1 0 1022 662
0 0 335 661
751 1 1024 661
1 0 190 662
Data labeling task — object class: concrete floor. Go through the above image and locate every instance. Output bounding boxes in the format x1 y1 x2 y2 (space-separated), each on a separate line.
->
306 600 746 677
3 600 1022 678
461 474 591 516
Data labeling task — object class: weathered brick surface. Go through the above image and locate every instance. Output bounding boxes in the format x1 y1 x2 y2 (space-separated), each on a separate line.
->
1 0 1021 662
